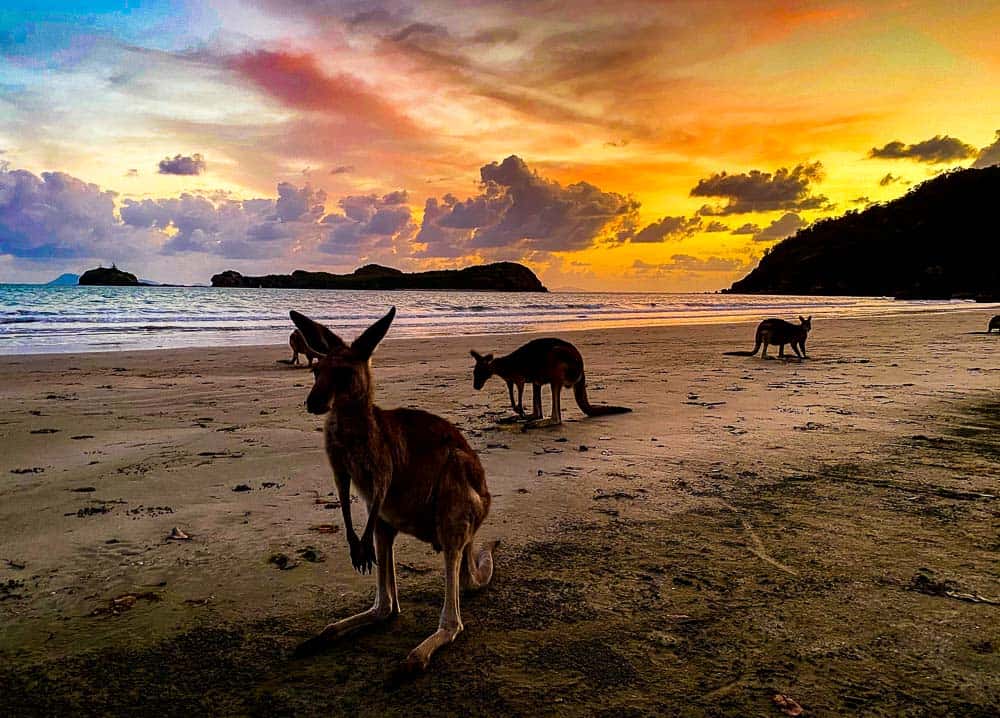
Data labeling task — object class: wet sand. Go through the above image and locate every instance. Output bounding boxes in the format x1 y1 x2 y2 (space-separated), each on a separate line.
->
1 310 998 716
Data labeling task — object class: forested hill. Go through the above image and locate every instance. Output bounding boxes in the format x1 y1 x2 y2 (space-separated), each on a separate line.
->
728 165 1000 300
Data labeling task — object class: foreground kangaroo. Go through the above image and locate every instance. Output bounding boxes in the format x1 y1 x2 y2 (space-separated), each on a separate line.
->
289 329 322 366
290 307 497 672
470 338 631 428
725 316 812 359
989 315 1000 333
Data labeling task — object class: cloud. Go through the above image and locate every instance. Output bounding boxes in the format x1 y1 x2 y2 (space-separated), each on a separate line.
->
158 153 206 175
416 155 639 257
691 162 828 214
751 212 806 242
850 196 871 205
879 172 903 186
275 182 326 222
227 49 418 138
0 167 148 260
972 130 1000 169
631 215 701 243
731 223 760 235
633 255 749 275
868 135 976 163
704 220 728 232
318 190 415 257
330 165 355 175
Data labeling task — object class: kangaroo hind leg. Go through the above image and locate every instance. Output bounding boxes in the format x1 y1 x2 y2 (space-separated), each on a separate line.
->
402 547 464 673
293 521 398 657
524 383 562 429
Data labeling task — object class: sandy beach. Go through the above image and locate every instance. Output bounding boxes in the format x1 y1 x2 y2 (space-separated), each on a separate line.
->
1 309 998 716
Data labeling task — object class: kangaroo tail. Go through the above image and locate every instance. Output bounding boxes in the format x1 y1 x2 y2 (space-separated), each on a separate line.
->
724 335 762 357
462 538 499 591
573 372 631 416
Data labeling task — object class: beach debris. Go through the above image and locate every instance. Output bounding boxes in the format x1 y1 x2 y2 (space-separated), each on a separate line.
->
70 434 95 440
10 467 44 474
516 488 530 494
5 559 26 570
71 486 96 492
167 527 191 541
200 450 244 459
29 428 60 434
1 579 25 601
308 524 340 534
908 572 1000 605
183 597 212 607
486 443 510 449
773 694 804 716
793 422 825 431
554 437 568 443
398 562 433 575
70 505 112 518
90 591 161 617
261 481 283 489
297 547 324 563
593 488 637 500
232 483 252 492
268 553 298 570
578 445 589 452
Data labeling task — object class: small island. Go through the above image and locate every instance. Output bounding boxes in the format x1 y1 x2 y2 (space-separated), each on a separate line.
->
727 165 999 301
211 261 548 292
78 265 140 286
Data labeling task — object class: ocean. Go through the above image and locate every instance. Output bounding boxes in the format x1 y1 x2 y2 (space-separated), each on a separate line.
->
0 284 982 355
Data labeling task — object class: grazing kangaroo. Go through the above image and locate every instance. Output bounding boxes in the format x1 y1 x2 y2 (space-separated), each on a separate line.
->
989 315 1000 333
290 307 497 672
289 329 322 366
470 338 631 429
725 316 812 359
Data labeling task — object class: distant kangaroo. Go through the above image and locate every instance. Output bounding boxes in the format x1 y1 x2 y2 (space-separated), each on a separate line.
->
290 307 497 673
470 338 631 428
989 315 1000 333
288 328 322 366
725 316 812 359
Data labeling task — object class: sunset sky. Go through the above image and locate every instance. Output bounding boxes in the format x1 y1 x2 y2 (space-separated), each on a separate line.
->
1 0 998 289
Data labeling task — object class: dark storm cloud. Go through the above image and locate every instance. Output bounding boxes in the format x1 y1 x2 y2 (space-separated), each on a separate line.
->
416 155 639 257
691 162 828 215
972 130 1000 169
868 135 976 163
157 153 206 175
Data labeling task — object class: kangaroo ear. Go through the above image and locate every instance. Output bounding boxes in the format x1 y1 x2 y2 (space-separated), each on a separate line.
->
470 349 482 361
289 311 344 356
352 306 396 359
807 315 812 322
799 315 806 323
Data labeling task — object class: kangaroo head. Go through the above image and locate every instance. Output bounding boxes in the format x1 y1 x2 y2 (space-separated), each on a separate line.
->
798 315 813 333
469 350 495 390
290 307 396 414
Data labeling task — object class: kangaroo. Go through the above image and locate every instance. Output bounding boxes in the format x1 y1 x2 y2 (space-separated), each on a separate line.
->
470 338 631 429
989 315 1000 333
290 307 497 673
725 316 812 359
288 328 322 366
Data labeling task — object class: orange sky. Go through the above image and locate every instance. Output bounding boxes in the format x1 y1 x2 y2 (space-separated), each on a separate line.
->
1 0 998 288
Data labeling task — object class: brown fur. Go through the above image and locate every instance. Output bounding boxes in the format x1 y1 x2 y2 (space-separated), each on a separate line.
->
288 329 322 366
290 307 497 673
471 337 630 429
989 315 1000 333
725 316 812 359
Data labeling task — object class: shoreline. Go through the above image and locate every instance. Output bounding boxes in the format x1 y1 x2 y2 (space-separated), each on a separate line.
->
1 302 994 359
1 311 998 714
